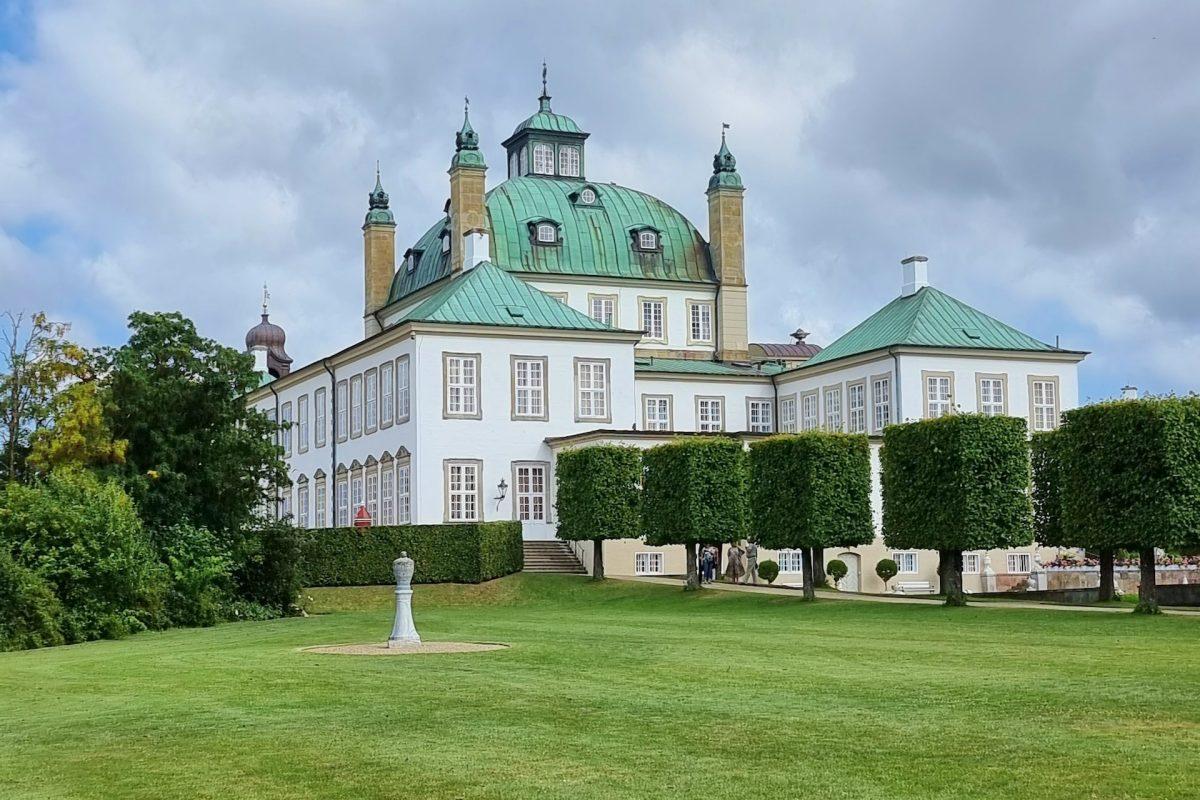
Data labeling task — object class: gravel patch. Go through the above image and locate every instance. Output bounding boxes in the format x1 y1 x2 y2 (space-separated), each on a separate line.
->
301 642 510 656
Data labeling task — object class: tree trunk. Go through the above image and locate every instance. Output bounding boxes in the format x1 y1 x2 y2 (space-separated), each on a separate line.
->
810 547 826 588
1134 546 1160 614
801 547 816 601
592 539 605 581
1098 549 1114 602
684 543 700 591
942 549 967 606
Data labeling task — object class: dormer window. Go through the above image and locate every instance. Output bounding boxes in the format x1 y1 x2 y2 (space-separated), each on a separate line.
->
579 187 596 205
403 249 422 273
532 143 554 175
528 219 561 246
440 230 450 254
632 228 661 252
558 145 580 177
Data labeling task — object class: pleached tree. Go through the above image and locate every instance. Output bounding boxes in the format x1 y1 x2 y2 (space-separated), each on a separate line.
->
555 445 642 580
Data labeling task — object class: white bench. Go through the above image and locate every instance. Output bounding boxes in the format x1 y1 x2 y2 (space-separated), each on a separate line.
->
892 580 936 595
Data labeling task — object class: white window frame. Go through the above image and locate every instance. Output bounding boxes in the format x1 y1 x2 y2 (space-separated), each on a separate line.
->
574 358 611 423
824 385 843 432
350 374 363 438
892 551 919 574
315 478 327 528
579 187 597 205
780 394 798 433
280 401 293 458
397 461 411 524
296 395 309 454
637 230 658 250
638 297 666 343
366 468 379 525
335 380 348 442
747 398 774 433
696 396 725 433
444 460 482 522
635 552 664 576
532 143 554 175
511 356 548 421
1007 552 1032 574
778 550 805 574
871 374 891 432
396 356 411 423
587 293 617 327
443 353 481 419
280 487 292 523
847 381 866 434
351 472 364 521
380 361 394 428
335 476 349 527
923 371 954 419
963 553 981 574
686 300 714 345
977 373 1007 417
1029 376 1060 432
642 394 672 432
297 482 309 528
513 462 548 522
314 388 327 448
801 391 819 431
558 145 580 177
365 368 379 434
535 223 557 244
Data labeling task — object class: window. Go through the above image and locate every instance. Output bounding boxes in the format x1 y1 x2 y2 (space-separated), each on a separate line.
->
397 462 411 524
514 463 547 522
847 382 866 434
963 553 981 574
872 375 891 432
508 151 518 178
380 465 394 525
558 145 580 177
444 353 480 418
297 482 309 528
396 356 411 422
1007 553 1032 574
688 301 713 344
535 223 557 244
579 187 596 205
778 550 805 573
824 386 843 431
315 479 327 528
446 460 481 522
314 388 327 448
512 357 547 420
588 294 616 326
892 552 919 574
297 395 309 453
380 361 394 427
336 477 349 526
532 143 554 174
801 392 819 431
643 395 672 431
280 488 292 523
336 381 348 441
639 298 665 341
518 146 527 175
575 359 610 421
780 395 798 433
978 375 1006 417
280 402 293 458
366 469 378 524
350 375 363 437
924 372 953 419
747 399 773 433
365 369 378 433
697 397 724 432
1030 377 1059 431
351 474 363 521
635 552 664 576
636 230 659 251
440 231 450 253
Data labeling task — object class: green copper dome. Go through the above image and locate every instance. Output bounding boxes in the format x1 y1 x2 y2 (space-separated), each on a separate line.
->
363 170 395 226
708 131 743 190
450 101 486 170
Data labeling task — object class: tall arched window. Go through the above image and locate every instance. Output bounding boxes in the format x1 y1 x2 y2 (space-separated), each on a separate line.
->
532 143 554 175
558 146 580 177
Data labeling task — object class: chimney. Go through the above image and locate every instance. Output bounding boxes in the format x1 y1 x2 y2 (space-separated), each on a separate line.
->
1121 385 1139 401
463 229 489 271
901 255 929 297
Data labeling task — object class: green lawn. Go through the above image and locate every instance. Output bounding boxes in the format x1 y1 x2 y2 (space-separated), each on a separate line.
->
2 575 1197 800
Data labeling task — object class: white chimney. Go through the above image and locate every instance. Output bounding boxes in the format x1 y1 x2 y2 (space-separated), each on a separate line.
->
463 229 489 271
251 346 268 374
901 255 929 296
1121 385 1139 400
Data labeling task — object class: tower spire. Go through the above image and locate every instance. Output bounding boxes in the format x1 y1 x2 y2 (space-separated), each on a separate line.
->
538 61 552 112
456 96 480 152
709 122 742 189
261 283 270 316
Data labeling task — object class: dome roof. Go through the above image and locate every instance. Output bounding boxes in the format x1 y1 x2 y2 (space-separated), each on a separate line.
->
510 109 584 137
245 312 293 378
388 177 715 305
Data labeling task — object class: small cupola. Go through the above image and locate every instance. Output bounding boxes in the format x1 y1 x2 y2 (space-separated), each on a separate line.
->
502 63 589 180
450 98 486 170
708 125 742 190
245 285 293 379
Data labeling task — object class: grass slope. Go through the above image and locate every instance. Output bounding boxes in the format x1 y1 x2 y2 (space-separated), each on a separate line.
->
2 575 1198 800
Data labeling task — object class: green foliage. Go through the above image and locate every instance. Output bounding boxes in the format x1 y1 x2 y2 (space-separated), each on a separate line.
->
881 414 1033 552
0 547 65 651
234 521 304 614
749 433 873 551
876 558 898 586
300 522 523 586
758 559 779 584
157 523 233 628
1030 430 1066 547
97 311 287 538
555 445 641 542
641 438 747 546
1058 397 1200 552
0 469 164 641
826 558 849 583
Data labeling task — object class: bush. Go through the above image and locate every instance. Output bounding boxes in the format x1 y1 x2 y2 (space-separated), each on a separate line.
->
555 445 642 579
234 521 303 614
758 559 780 585
827 559 848 586
157 524 233 627
876 558 898 590
0 548 65 651
300 522 523 586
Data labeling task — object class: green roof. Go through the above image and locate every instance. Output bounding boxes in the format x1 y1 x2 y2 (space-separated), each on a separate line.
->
802 286 1060 367
388 176 714 304
399 261 618 332
635 357 783 377
511 109 584 136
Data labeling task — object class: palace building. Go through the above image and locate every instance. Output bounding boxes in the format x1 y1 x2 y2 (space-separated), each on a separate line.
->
244 78 1087 592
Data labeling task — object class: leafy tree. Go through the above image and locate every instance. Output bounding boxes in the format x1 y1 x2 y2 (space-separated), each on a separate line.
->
28 381 127 474
875 558 898 592
97 311 286 539
826 558 849 587
642 438 747 591
555 445 641 580
0 548 65 651
749 432 873 600
882 415 1033 606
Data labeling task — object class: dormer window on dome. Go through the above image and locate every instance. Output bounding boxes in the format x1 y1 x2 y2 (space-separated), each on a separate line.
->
528 219 561 246
578 187 596 204
631 226 662 253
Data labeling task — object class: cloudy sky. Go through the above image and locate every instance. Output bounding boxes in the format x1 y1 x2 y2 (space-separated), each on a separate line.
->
2 1 1198 401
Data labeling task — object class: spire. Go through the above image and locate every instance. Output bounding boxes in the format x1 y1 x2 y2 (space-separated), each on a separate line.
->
261 283 270 317
538 61 552 112
365 165 396 226
455 96 479 151
708 123 743 190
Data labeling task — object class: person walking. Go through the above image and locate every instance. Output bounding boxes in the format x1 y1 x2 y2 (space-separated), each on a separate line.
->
700 546 715 583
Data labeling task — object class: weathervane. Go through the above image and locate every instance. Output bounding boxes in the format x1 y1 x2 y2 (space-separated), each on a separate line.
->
541 61 548 96
722 121 730 140
261 283 270 315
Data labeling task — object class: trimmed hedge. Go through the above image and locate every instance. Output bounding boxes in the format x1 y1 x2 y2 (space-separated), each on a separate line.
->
1030 431 1065 548
300 521 523 586
555 445 642 542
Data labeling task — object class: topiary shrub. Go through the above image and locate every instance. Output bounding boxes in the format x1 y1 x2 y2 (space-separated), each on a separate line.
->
876 558 898 592
758 559 780 585
0 548 65 651
826 558 848 587
556 445 641 580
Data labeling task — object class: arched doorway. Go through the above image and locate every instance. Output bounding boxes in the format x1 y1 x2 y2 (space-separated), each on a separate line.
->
836 552 862 592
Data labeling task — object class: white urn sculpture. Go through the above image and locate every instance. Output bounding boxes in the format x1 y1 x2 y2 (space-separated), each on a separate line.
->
388 551 421 648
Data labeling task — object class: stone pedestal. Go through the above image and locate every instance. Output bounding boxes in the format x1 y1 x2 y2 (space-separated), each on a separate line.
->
388 552 421 647
980 556 997 593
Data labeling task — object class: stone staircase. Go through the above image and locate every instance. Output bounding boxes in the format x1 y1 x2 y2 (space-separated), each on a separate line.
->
522 541 587 574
